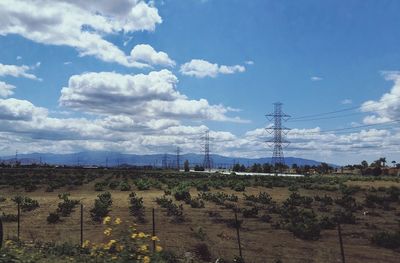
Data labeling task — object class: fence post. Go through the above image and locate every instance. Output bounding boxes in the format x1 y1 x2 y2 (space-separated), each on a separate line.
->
152 208 156 253
80 204 83 247
17 202 20 242
234 210 243 260
0 216 3 249
338 223 346 263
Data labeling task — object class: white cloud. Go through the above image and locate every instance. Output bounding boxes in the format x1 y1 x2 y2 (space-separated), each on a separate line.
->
59 70 246 123
0 98 47 121
245 60 254 65
180 59 245 78
130 44 175 67
341 99 352 105
311 76 323 81
0 0 162 68
0 81 15 97
16 56 22 60
361 71 400 124
0 63 40 80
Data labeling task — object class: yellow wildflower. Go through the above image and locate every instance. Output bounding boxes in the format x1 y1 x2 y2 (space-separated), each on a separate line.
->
131 233 138 239
139 244 148 252
104 227 112 236
156 245 163 252
82 240 90 248
143 256 151 263
117 245 125 252
103 216 111 225
5 240 13 247
108 239 117 245
151 236 160 241
138 232 146 238
114 217 122 225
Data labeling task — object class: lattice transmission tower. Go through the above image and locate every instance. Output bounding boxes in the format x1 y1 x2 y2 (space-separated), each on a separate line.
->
176 147 181 171
202 130 212 171
265 102 290 166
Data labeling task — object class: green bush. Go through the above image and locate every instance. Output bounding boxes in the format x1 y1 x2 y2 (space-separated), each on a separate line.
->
47 212 61 224
134 179 151 190
90 192 112 222
371 231 400 249
129 192 145 222
119 181 131 191
174 184 191 201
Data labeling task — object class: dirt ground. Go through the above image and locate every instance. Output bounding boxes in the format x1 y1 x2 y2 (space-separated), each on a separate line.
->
1 177 400 263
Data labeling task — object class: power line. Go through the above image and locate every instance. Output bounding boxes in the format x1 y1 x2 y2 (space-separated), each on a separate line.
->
290 95 400 121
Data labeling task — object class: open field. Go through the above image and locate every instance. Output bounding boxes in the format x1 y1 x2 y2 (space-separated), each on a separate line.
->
1 168 400 262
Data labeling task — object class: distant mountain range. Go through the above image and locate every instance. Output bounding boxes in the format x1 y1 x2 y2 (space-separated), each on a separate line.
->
0 151 338 167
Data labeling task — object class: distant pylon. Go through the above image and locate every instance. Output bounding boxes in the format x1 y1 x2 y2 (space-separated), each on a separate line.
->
202 130 212 170
176 147 181 171
265 102 290 166
162 154 168 169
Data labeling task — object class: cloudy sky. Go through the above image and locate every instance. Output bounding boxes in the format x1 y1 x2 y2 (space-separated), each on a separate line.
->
0 0 400 165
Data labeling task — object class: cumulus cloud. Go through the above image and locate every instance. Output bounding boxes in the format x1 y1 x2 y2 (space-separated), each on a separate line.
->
0 0 162 68
0 98 47 121
180 59 245 78
130 44 175 67
0 63 40 80
0 94 398 164
361 71 400 124
60 70 246 122
0 81 15 97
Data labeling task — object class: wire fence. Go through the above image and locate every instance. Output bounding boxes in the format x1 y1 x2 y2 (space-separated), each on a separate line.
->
0 201 349 263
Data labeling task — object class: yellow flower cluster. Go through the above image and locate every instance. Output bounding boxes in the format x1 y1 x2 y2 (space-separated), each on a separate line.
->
83 216 162 263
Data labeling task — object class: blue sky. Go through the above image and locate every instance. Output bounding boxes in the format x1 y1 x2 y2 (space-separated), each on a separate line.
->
0 0 400 165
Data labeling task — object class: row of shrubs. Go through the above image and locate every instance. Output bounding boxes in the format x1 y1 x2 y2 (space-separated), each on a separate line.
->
47 193 80 223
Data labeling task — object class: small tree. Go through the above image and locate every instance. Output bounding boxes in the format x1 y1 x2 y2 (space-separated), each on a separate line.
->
184 160 190 172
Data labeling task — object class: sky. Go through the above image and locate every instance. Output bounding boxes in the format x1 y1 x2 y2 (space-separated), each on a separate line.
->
0 0 400 165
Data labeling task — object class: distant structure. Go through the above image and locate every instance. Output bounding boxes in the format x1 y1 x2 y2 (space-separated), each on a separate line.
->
202 130 212 170
176 147 181 170
162 153 168 169
266 102 290 166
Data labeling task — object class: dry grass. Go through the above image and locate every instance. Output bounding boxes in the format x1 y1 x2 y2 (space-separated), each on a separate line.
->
1 176 400 262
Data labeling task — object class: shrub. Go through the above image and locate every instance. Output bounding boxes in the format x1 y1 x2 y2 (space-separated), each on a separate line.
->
94 182 106 191
24 183 37 192
12 196 40 212
1 212 17 222
134 179 151 190
319 216 336 230
189 197 205 209
156 196 185 223
129 192 145 222
108 181 119 190
193 243 212 262
196 183 210 192
56 193 79 217
333 209 356 224
0 196 6 202
260 213 272 223
47 212 61 224
371 231 400 249
232 183 245 192
119 181 131 191
242 207 259 218
174 184 191 201
90 192 112 222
